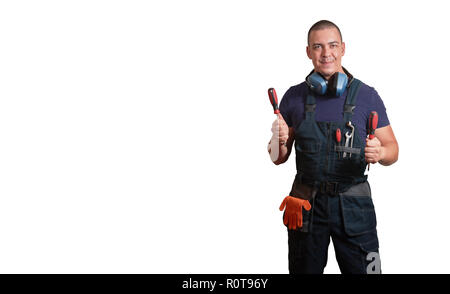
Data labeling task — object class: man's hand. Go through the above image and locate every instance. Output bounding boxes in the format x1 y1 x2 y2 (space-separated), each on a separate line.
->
271 113 289 145
365 137 384 164
268 113 294 165
364 125 399 166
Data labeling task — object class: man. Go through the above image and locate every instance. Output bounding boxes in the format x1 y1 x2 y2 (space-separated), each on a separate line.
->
268 20 398 274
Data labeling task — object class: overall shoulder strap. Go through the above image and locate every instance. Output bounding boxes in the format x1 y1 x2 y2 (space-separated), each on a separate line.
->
343 79 362 122
305 92 316 120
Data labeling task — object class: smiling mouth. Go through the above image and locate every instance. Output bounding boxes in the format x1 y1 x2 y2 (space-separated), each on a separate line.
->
320 60 334 64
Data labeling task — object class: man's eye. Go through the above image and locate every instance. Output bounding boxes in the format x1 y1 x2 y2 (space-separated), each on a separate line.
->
313 45 321 49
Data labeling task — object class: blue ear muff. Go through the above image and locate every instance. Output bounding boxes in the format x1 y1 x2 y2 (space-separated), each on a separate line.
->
306 71 349 96
331 72 348 96
306 72 328 95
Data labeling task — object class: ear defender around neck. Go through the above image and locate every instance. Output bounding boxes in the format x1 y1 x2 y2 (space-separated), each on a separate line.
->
306 71 349 96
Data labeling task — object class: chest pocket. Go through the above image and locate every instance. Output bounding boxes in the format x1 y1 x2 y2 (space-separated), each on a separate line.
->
331 132 366 177
295 140 321 174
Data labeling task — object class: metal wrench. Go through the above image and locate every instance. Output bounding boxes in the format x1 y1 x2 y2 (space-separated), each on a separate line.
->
343 131 352 158
346 122 355 158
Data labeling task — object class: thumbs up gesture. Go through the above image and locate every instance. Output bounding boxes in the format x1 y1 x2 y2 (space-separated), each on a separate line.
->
271 113 289 146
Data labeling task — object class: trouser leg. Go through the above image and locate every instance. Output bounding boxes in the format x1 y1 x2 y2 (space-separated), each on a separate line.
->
331 229 381 274
328 191 381 274
288 228 330 274
287 192 330 274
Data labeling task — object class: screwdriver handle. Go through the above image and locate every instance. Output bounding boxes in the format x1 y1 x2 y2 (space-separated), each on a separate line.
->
368 111 378 139
367 111 378 171
268 88 280 114
336 128 341 159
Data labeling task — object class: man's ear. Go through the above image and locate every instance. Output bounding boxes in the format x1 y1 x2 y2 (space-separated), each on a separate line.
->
341 42 345 56
306 46 312 59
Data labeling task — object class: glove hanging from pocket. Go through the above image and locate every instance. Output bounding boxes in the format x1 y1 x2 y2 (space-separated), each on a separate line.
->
279 196 311 230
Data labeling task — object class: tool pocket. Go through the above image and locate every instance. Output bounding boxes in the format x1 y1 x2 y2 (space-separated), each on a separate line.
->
339 181 377 237
360 238 381 274
332 143 366 177
334 145 361 158
295 140 320 174
284 175 316 232
300 205 312 233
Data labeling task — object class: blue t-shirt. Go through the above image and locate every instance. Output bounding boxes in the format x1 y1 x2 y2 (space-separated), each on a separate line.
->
279 81 390 143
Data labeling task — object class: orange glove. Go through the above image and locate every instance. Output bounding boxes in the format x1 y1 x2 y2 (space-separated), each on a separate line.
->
279 196 311 230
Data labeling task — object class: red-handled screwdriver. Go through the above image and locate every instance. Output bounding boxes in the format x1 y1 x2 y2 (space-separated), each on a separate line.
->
268 87 287 147
367 111 379 170
368 111 378 140
268 88 280 114
336 128 341 159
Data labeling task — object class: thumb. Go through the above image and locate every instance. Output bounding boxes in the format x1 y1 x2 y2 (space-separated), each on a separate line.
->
302 200 311 211
279 196 289 211
277 113 284 121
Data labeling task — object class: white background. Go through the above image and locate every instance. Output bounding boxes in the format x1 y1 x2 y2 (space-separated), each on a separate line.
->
0 0 448 273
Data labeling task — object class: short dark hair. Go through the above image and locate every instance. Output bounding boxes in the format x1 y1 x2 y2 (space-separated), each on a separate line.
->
307 20 343 46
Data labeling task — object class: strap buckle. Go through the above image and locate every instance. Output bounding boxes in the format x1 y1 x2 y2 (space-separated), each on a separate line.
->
305 104 316 112
320 181 339 195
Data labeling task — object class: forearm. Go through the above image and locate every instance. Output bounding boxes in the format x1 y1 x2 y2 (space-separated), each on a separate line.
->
379 141 399 166
268 137 290 165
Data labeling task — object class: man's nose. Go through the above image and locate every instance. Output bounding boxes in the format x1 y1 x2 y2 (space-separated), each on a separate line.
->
322 46 331 57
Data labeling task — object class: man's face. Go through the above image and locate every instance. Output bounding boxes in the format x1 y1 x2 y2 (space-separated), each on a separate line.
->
306 27 345 79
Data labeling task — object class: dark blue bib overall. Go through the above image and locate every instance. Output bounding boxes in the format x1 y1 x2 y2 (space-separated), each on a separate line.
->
294 79 367 193
287 79 381 274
